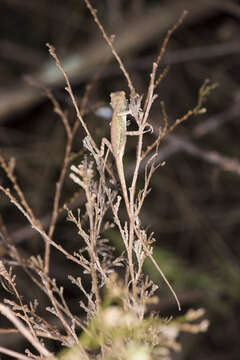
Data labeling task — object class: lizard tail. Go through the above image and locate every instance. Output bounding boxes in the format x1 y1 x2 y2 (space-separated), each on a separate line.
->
117 160 131 218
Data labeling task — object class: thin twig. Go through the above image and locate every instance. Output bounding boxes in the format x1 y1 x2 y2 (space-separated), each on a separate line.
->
46 43 117 185
45 91 74 273
0 346 35 360
144 10 187 111
0 155 35 221
0 185 91 273
84 0 135 95
0 303 53 358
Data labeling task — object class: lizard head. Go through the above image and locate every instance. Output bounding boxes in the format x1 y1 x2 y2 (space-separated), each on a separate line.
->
110 91 127 112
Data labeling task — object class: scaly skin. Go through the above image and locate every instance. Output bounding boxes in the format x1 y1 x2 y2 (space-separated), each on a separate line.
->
110 91 130 212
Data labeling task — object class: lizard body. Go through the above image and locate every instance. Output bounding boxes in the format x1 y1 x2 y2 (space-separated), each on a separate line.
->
110 91 130 213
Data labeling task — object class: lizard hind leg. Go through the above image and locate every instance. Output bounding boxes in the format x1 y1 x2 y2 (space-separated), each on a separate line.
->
99 137 113 157
98 137 119 185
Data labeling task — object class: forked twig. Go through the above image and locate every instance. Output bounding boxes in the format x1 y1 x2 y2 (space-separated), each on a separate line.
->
84 0 135 95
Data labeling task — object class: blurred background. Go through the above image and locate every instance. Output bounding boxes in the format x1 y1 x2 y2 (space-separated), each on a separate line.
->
0 0 240 359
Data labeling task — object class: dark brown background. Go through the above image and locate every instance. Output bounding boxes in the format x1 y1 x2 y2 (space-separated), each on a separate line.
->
0 1 240 359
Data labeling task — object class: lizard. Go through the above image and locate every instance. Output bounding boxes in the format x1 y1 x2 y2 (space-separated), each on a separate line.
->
110 91 133 215
99 91 141 217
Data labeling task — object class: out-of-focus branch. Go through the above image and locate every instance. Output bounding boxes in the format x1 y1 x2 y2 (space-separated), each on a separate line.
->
167 134 240 176
0 303 54 358
137 103 240 177
194 103 240 137
0 0 224 120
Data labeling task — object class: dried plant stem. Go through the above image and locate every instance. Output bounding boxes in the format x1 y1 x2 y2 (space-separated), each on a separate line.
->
144 10 187 111
0 303 54 358
46 44 97 152
44 90 74 273
142 80 216 160
0 346 34 360
155 10 188 67
46 43 117 186
131 64 181 310
84 0 135 95
126 64 158 295
0 156 35 221
0 261 37 340
42 74 100 272
0 185 91 274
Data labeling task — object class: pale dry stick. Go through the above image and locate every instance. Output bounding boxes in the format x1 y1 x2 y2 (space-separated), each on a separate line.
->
69 275 97 316
135 150 161 218
44 48 115 273
67 166 110 295
79 59 106 113
0 221 85 336
83 174 102 307
48 91 72 137
0 346 34 360
0 326 82 341
0 215 25 270
43 86 101 272
50 281 83 334
0 215 12 245
0 303 54 358
0 328 18 334
128 64 181 311
155 11 188 67
83 139 133 291
42 276 78 343
95 184 114 251
167 134 240 176
46 43 117 186
142 80 216 161
144 10 188 111
1 247 85 338
194 102 240 138
84 0 135 95
0 227 59 341
154 65 170 90
134 100 169 176
0 186 91 274
129 63 157 223
44 89 73 273
25 264 85 333
0 261 37 342
46 44 97 153
7 188 98 322
0 155 56 276
0 154 56 276
59 112 108 214
89 252 101 308
1 176 105 310
0 156 35 221
1 107 72 274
